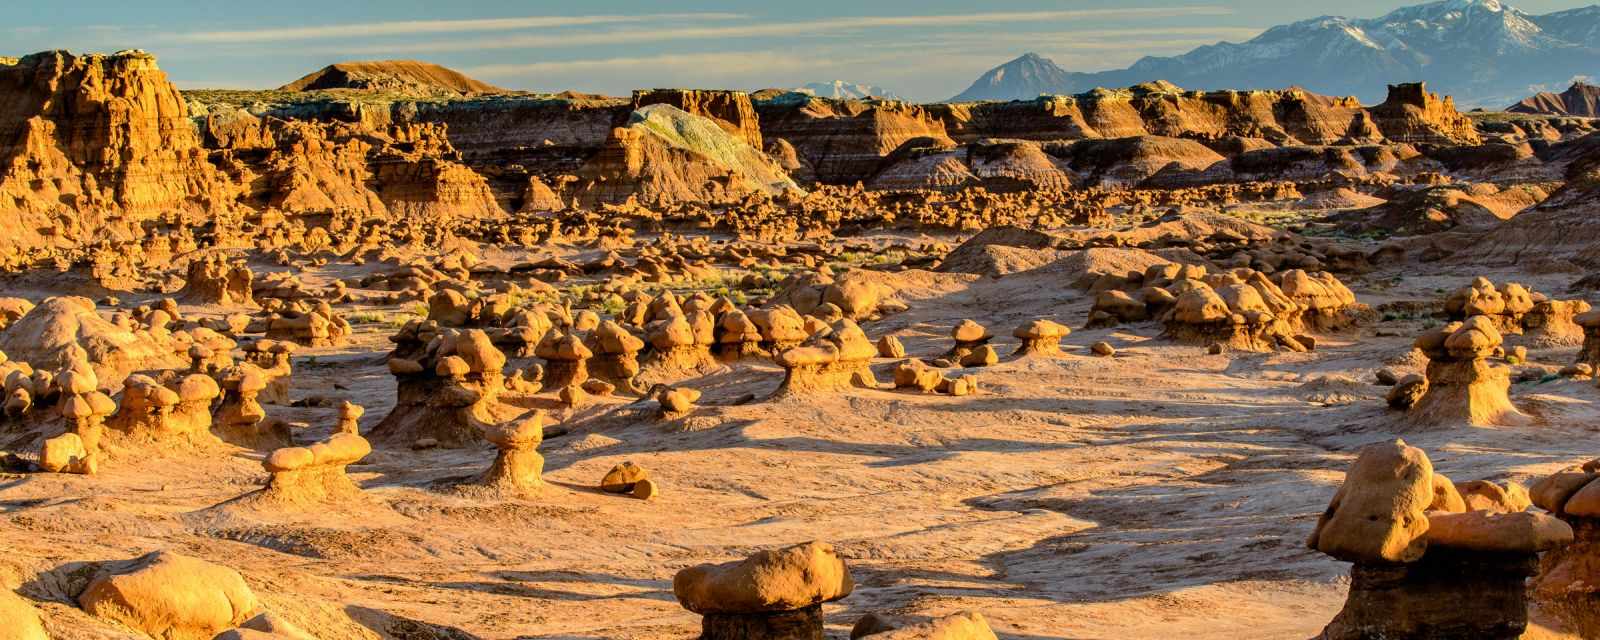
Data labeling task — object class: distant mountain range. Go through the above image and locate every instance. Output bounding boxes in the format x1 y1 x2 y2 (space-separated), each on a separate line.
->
795 81 900 100
952 0 1600 107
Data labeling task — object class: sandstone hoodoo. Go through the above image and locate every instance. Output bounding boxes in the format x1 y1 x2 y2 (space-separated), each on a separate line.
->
1442 277 1590 346
1013 319 1070 357
255 428 372 506
1086 262 1368 352
774 320 878 396
674 541 854 639
474 411 545 495
1310 440 1572 640
371 328 517 448
1396 316 1528 428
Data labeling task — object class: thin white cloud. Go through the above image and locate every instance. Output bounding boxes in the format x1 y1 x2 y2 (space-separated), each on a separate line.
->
468 51 827 79
175 13 748 43
323 7 1235 55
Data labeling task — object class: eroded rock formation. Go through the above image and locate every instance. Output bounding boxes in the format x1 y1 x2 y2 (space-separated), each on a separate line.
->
674 541 854 640
1310 439 1571 640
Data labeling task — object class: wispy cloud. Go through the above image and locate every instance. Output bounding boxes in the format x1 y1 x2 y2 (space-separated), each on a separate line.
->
323 7 1235 55
174 13 748 43
468 51 827 79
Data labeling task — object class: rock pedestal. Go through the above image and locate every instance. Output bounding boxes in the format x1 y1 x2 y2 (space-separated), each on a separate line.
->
537 331 591 390
1319 550 1537 640
1311 440 1572 640
586 321 645 394
674 541 853 640
371 329 509 448
701 605 824 640
1405 316 1526 427
1012 319 1069 357
476 412 544 494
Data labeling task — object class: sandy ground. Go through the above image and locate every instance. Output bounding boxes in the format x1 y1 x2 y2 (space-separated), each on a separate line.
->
1 235 1596 639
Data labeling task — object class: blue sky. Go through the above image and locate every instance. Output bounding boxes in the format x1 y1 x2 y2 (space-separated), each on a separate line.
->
6 0 1594 100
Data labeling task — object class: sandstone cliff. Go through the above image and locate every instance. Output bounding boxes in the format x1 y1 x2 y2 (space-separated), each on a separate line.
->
930 83 1474 148
0 50 236 259
1369 83 1481 146
632 90 763 149
755 95 954 184
574 104 800 206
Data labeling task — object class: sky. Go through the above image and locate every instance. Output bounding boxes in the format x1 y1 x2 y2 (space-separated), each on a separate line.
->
6 0 1596 101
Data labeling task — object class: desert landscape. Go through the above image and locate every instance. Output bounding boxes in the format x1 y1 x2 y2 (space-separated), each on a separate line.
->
5 1 1600 638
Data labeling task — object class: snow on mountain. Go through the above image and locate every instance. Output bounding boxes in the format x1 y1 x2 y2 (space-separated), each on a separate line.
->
951 0 1600 107
796 81 901 100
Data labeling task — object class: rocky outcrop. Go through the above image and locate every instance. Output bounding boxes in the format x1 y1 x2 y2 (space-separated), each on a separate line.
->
934 86 1376 146
1508 82 1600 117
575 104 800 206
1368 83 1480 146
208 111 504 219
756 95 954 184
633 89 762 148
0 50 235 258
80 551 261 640
674 541 854 640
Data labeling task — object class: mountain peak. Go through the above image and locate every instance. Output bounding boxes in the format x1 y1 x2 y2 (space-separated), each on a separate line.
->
950 0 1600 107
950 53 1073 102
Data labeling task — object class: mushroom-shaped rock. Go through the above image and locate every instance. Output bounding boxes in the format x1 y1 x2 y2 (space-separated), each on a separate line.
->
1012 319 1070 357
644 312 717 373
476 411 545 494
537 331 592 389
258 432 372 505
674 541 854 640
947 320 991 360
714 309 768 362
586 321 646 393
1406 316 1526 427
1313 442 1568 640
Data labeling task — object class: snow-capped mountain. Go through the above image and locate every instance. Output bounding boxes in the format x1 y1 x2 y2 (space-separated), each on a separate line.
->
951 0 1600 107
946 53 1074 102
796 81 901 100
